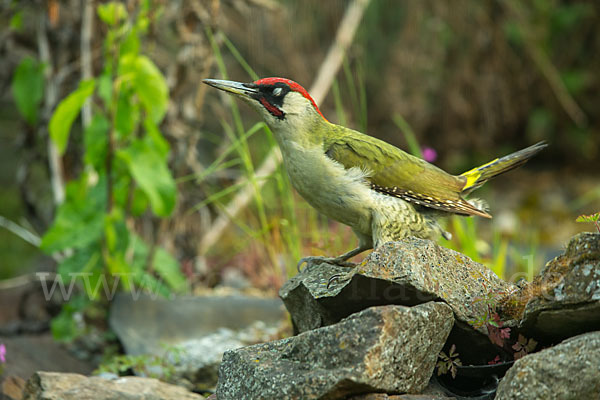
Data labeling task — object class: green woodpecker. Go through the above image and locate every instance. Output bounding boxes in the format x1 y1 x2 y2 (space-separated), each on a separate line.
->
203 77 546 269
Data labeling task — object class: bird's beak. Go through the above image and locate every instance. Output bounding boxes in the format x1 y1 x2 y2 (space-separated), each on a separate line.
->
202 79 258 98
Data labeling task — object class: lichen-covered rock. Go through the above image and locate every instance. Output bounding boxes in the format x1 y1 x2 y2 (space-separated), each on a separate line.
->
280 238 514 334
500 232 600 343
216 302 454 400
21 371 204 400
280 238 515 363
495 331 600 400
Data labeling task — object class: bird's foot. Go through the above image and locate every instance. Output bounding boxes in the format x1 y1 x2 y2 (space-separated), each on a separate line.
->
296 256 356 273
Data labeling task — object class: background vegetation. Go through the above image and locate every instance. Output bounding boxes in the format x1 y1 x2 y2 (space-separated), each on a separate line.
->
0 0 598 323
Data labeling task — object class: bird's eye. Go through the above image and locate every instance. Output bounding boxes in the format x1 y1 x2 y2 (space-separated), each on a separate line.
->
272 87 283 97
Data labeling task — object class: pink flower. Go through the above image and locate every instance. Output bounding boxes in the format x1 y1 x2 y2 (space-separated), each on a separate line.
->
0 343 5 363
422 147 437 163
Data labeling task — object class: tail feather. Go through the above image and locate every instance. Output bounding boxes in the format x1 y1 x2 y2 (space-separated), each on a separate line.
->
460 141 547 194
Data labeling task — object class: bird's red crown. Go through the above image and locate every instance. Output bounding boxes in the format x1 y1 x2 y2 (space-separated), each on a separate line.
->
253 77 326 120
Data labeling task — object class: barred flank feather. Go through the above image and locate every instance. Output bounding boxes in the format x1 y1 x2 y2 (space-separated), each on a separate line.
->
370 183 492 218
460 141 548 194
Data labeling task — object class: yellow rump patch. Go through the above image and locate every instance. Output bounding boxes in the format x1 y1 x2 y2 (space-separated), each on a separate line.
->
460 158 499 190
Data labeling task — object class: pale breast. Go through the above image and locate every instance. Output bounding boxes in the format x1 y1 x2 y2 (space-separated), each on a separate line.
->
281 145 373 235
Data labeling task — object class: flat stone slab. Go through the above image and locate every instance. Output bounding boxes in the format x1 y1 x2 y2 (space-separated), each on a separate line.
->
109 292 286 354
109 292 285 389
21 371 204 400
496 331 600 399
280 238 514 335
216 302 454 400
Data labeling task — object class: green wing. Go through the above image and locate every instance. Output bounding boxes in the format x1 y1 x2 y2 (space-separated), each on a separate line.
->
323 125 490 217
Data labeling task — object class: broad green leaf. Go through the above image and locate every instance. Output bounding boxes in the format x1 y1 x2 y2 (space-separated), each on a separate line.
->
84 114 109 169
133 272 170 298
131 186 149 216
97 2 127 26
12 57 45 125
118 139 176 216
128 234 149 273
120 29 140 57
119 55 168 123
49 79 96 155
79 268 111 300
103 209 129 254
153 248 186 292
98 72 113 108
10 11 23 31
112 173 132 210
51 295 90 341
57 243 102 279
143 117 169 158
104 253 132 293
40 174 106 253
51 302 83 341
115 89 137 139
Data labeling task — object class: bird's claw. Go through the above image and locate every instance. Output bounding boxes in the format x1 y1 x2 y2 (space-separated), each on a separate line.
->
296 257 312 273
297 256 356 273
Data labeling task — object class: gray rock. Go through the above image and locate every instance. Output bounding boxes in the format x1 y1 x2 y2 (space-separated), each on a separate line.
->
216 302 454 400
279 238 515 363
109 292 285 353
169 322 280 391
495 331 600 400
501 232 600 343
0 334 93 382
109 293 285 390
21 371 204 400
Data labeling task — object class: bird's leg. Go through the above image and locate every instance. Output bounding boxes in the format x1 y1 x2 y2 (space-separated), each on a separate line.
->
297 244 370 272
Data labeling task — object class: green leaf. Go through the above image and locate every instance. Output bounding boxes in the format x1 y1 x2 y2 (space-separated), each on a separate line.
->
98 72 113 108
57 243 102 279
576 212 600 223
51 295 89 342
10 11 23 32
49 79 96 155
134 272 170 298
131 186 149 216
105 253 132 292
84 114 109 170
561 70 587 96
12 57 45 125
40 174 106 253
115 89 137 139
120 29 141 57
152 248 186 292
51 307 82 342
97 2 127 26
118 139 176 216
552 4 593 30
143 117 169 159
103 209 129 254
119 55 168 123
503 21 523 46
